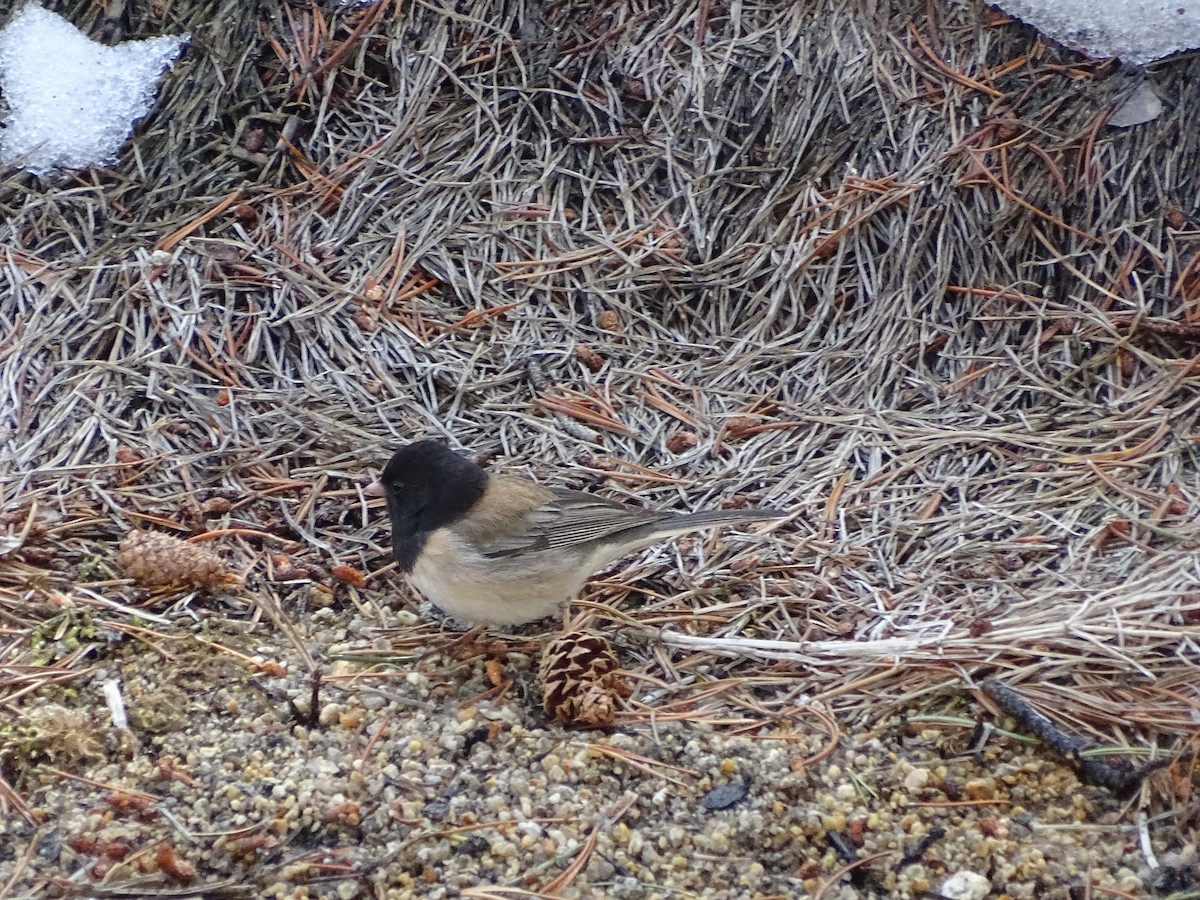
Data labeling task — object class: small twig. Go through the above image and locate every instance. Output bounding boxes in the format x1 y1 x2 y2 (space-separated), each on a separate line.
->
980 679 1172 793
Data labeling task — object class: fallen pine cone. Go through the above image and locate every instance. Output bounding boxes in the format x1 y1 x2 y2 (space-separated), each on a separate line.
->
539 630 631 727
117 531 236 590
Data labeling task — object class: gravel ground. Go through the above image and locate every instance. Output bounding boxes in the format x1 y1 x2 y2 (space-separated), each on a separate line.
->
0 599 1186 900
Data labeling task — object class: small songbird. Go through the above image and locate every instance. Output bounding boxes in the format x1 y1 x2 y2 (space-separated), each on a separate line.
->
368 440 783 626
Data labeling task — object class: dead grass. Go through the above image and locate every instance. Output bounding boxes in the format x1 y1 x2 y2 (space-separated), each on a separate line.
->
2 0 1200 837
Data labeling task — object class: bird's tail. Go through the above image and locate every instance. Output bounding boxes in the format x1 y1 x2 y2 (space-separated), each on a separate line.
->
621 507 784 547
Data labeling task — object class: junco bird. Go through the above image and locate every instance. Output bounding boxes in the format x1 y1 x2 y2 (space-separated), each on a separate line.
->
368 440 783 626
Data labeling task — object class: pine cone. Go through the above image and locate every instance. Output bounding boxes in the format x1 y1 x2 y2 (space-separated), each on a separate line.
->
117 531 235 590
538 631 631 727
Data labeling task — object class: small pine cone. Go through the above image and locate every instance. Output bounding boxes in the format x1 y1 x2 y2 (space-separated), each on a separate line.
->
539 631 630 727
117 532 235 590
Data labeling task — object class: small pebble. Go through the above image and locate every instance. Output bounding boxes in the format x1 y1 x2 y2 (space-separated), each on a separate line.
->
941 871 991 900
702 780 750 811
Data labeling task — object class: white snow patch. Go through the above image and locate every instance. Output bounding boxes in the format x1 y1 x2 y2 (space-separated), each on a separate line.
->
992 0 1200 64
0 4 187 176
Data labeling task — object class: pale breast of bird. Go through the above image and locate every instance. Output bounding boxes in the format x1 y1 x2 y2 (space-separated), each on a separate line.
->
408 528 610 626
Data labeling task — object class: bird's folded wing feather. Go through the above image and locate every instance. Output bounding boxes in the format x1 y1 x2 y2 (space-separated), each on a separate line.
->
472 487 668 558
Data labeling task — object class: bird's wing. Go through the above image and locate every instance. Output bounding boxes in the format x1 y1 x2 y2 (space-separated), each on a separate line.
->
470 486 668 559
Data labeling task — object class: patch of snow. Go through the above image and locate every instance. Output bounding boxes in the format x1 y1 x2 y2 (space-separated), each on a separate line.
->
0 4 187 176
992 0 1200 64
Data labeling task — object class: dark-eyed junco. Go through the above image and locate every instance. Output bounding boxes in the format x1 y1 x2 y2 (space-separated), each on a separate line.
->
368 440 783 625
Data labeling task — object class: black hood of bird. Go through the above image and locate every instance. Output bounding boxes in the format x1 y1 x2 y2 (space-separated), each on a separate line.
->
379 441 487 571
